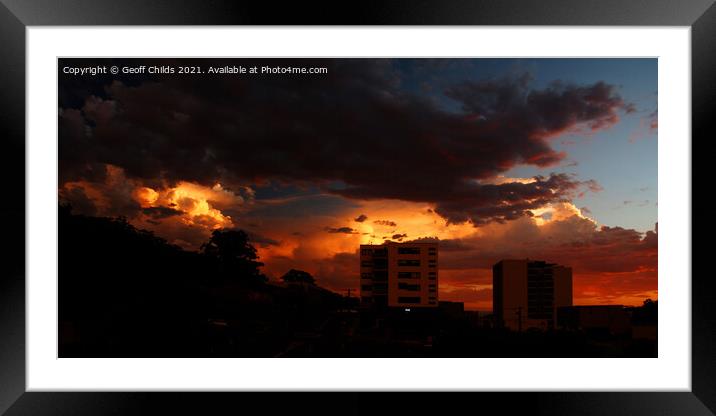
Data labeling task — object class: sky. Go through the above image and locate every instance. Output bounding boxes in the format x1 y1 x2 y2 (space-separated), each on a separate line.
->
58 58 658 310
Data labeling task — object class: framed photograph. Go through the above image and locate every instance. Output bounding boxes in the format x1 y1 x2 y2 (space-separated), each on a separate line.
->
1 0 711 414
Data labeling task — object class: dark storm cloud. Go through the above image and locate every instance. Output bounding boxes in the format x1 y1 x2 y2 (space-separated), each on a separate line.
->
142 206 183 219
373 220 397 227
445 78 628 135
59 186 97 216
325 226 358 234
245 232 281 247
59 164 142 219
430 173 584 225
243 194 359 219
354 214 368 223
59 58 631 226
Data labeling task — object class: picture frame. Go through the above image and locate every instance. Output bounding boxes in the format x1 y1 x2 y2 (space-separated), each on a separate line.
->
1 0 711 414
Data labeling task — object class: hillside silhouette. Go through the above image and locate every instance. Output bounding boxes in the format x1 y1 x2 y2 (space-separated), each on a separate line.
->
59 204 349 357
59 204 656 358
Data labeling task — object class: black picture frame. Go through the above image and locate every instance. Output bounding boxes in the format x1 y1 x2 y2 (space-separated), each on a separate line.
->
1 1 712 414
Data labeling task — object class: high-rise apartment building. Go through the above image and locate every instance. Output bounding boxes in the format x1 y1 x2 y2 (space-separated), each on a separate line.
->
360 242 438 308
493 259 572 331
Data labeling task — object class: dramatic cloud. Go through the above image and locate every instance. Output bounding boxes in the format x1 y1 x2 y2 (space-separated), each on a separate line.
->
58 58 655 309
445 77 629 137
255 199 656 310
59 58 632 227
142 206 183 219
245 232 281 248
373 220 398 227
429 173 600 225
430 205 657 309
325 226 358 234
59 164 253 249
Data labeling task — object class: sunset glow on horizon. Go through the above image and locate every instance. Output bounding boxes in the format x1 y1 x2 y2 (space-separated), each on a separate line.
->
59 58 658 311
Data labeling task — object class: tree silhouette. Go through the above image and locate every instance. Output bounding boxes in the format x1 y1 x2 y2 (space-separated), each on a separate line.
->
200 229 266 284
58 205 353 357
631 298 658 325
281 269 316 285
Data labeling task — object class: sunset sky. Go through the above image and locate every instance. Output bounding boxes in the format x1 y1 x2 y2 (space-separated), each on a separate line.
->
58 58 657 310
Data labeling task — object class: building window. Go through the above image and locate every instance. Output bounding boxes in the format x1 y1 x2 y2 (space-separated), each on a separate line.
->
428 247 437 255
428 271 437 280
398 247 421 255
398 259 420 267
398 271 420 279
398 296 421 303
372 271 388 281
361 273 372 279
428 260 436 268
398 283 420 291
361 285 372 291
372 258 388 268
527 266 555 320
361 261 372 267
361 249 373 255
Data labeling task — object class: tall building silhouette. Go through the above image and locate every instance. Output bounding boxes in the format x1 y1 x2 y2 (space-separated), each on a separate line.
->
360 242 438 308
493 259 572 331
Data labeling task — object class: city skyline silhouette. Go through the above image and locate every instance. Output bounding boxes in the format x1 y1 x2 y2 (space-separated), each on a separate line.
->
58 57 657 357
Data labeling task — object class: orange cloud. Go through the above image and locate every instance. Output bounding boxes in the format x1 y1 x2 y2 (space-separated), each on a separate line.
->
239 197 656 311
60 167 656 309
261 199 655 310
60 164 250 249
